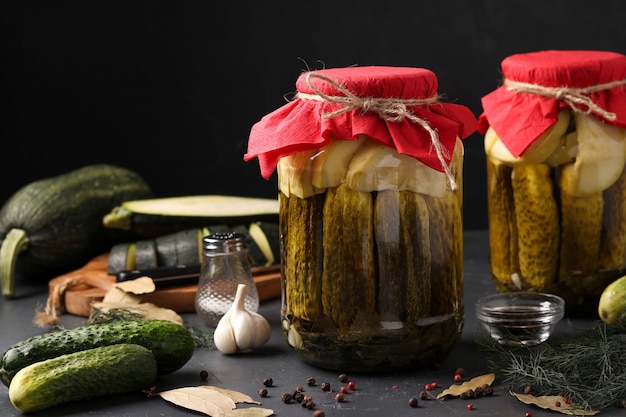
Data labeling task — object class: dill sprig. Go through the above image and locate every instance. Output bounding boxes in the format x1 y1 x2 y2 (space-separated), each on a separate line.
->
479 321 626 410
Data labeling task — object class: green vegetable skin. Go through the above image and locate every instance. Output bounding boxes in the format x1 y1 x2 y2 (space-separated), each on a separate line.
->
9 343 157 413
0 164 154 298
598 275 626 324
107 222 280 274
0 319 194 387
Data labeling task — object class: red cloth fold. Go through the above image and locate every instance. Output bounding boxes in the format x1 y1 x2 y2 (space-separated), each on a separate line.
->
245 66 478 179
479 50 626 157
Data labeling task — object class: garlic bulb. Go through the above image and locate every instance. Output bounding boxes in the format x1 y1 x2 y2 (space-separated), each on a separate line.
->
213 284 271 354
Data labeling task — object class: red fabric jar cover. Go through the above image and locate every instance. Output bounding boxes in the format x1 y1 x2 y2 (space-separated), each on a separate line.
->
479 50 626 158
245 66 477 182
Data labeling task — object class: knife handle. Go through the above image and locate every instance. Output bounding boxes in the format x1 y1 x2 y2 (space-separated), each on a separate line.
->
116 265 201 287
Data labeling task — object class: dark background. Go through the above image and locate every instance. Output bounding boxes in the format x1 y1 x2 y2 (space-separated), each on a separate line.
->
2 0 625 230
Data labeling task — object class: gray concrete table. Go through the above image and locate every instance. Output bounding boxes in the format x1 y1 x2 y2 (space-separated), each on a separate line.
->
1 231 624 416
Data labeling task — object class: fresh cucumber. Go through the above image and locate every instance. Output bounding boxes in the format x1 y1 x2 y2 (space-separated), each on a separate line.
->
9 343 157 413
598 274 626 324
0 319 194 387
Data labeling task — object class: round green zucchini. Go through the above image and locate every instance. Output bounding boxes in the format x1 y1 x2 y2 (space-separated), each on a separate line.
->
0 164 154 298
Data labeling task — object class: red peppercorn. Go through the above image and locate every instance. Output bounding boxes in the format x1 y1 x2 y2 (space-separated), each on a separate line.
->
525 412 533 417
348 381 356 390
454 374 463 383
455 368 466 377
467 403 474 410
341 386 349 394
431 381 439 388
425 383 433 391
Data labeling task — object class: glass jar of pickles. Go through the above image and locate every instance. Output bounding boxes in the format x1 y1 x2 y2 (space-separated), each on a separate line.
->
479 50 626 316
245 66 477 371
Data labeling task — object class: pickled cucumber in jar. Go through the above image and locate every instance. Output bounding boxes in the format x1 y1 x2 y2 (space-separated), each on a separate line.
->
245 66 477 371
480 50 626 315
277 135 465 371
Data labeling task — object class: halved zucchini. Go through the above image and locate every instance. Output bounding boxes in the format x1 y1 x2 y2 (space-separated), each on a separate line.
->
102 195 280 238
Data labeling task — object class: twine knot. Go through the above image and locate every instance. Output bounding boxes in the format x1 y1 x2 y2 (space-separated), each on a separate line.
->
296 72 457 190
504 77 626 121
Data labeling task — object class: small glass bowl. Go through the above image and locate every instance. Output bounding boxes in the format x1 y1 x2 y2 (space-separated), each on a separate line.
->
476 292 565 346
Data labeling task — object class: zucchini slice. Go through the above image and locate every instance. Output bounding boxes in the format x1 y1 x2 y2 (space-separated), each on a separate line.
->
103 195 280 238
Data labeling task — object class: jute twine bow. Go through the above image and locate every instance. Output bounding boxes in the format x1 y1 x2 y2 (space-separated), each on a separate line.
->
296 72 458 190
504 77 626 121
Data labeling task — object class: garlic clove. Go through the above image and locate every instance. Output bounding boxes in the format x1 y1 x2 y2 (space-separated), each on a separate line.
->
213 314 239 354
213 284 271 354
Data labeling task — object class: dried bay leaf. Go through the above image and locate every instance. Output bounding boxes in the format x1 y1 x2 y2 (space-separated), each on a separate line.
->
114 276 156 295
203 386 262 405
437 373 496 398
91 301 184 324
225 408 274 417
510 392 600 415
90 276 183 324
159 385 273 417
159 386 236 416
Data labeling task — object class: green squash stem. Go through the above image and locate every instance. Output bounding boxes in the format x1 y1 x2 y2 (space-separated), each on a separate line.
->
0 228 30 298
102 207 133 231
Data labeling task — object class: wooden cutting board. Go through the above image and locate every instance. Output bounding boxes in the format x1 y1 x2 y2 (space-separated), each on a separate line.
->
48 253 282 318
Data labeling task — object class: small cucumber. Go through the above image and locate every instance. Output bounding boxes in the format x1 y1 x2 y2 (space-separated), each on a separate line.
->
0 319 194 387
9 343 157 413
598 274 626 324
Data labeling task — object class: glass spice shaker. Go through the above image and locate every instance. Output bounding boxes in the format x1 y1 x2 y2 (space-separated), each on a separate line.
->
195 232 260 327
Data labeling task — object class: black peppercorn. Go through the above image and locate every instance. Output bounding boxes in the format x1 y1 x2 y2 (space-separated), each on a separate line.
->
313 410 325 417
199 370 209 380
321 382 331 391
263 377 273 387
334 392 345 402
408 397 419 407
338 373 348 383
306 377 316 386
293 391 304 403
281 392 292 403
419 390 428 400
258 388 268 397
